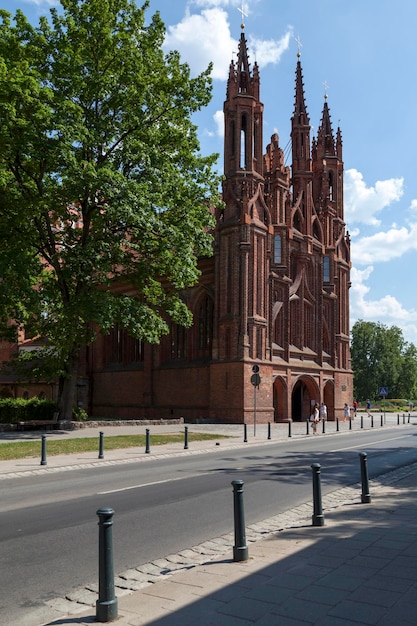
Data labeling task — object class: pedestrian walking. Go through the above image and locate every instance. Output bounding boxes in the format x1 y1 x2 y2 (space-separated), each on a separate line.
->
366 399 371 416
353 399 358 417
319 402 327 422
310 403 320 434
343 403 350 421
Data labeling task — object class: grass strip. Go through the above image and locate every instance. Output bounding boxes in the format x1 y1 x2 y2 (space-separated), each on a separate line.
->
0 433 231 461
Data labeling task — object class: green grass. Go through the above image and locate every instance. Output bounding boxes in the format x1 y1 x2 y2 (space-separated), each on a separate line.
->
0 433 231 461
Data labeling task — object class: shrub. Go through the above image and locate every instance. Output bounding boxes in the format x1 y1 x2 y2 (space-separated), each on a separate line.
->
0 398 56 423
72 406 88 421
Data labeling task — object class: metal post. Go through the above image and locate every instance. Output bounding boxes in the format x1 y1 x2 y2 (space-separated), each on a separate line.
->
243 423 247 443
371 415 374 428
253 385 257 437
311 463 325 526
380 414 383 428
408 413 411 424
96 507 118 622
145 428 150 454
349 417 352 430
98 431 104 459
306 419 310 435
231 480 248 562
359 452 371 503
288 420 292 438
184 426 189 450
397 413 400 425
361 415 363 429
336 417 339 432
40 434 47 466
267 422 271 440
322 419 326 434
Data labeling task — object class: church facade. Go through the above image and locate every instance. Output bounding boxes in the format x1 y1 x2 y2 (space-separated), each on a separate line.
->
87 30 353 423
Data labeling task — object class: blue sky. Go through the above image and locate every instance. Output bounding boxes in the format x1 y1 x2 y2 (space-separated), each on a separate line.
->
5 0 417 346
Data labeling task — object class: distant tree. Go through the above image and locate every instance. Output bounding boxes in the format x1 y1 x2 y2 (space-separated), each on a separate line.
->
0 0 221 419
351 320 417 401
397 343 417 401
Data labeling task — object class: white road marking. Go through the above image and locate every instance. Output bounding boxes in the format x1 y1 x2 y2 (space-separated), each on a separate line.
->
97 471 213 494
332 435 411 453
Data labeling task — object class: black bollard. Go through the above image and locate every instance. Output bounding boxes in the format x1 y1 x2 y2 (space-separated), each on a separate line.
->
184 426 189 450
288 420 292 438
349 417 352 430
336 417 339 432
96 507 118 622
322 419 326 434
98 431 104 459
145 428 150 454
40 434 47 466
231 480 248 562
361 415 363 429
311 463 325 526
371 415 374 428
359 452 371 503
306 419 310 435
409 413 411 424
380 414 383 428
397 413 400 425
267 422 271 440
243 423 248 443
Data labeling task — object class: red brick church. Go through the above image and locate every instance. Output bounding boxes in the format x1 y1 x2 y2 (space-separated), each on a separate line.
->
87 29 353 423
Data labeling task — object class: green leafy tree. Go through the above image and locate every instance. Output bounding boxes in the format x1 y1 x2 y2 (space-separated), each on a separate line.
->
351 320 417 401
397 343 417 401
0 0 221 419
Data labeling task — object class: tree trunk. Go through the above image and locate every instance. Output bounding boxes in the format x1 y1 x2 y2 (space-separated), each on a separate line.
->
57 349 80 421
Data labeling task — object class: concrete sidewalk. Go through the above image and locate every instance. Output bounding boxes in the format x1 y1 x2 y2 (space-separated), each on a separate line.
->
39 462 417 626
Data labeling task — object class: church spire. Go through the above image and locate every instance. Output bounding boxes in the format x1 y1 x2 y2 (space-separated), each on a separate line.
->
291 47 311 193
316 97 336 157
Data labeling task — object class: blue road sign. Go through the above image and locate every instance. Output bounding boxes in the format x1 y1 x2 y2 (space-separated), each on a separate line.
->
379 387 388 397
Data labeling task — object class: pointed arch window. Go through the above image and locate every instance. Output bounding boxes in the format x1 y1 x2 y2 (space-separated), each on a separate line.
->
171 323 186 360
197 295 214 357
323 256 330 283
274 234 282 264
240 114 247 169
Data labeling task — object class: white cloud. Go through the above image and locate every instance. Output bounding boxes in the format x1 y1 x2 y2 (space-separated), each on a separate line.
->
249 30 292 67
344 168 404 226
164 8 236 80
410 199 417 212
350 266 417 344
351 222 417 265
164 5 290 80
213 110 224 137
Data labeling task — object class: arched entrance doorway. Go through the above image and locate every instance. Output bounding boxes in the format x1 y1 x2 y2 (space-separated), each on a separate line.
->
273 376 287 422
291 376 320 422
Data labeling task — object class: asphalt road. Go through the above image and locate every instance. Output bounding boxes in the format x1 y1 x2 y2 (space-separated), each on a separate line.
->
2 425 417 626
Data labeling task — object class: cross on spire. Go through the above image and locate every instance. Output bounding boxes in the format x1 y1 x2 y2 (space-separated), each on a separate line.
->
323 80 329 100
238 2 248 30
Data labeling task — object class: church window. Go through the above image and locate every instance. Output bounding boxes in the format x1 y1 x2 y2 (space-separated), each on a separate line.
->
198 296 213 352
106 324 144 366
240 114 247 169
323 256 330 282
274 234 282 264
171 323 186 360
329 171 334 200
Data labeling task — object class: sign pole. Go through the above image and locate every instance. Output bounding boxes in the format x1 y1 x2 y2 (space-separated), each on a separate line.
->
250 365 261 438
